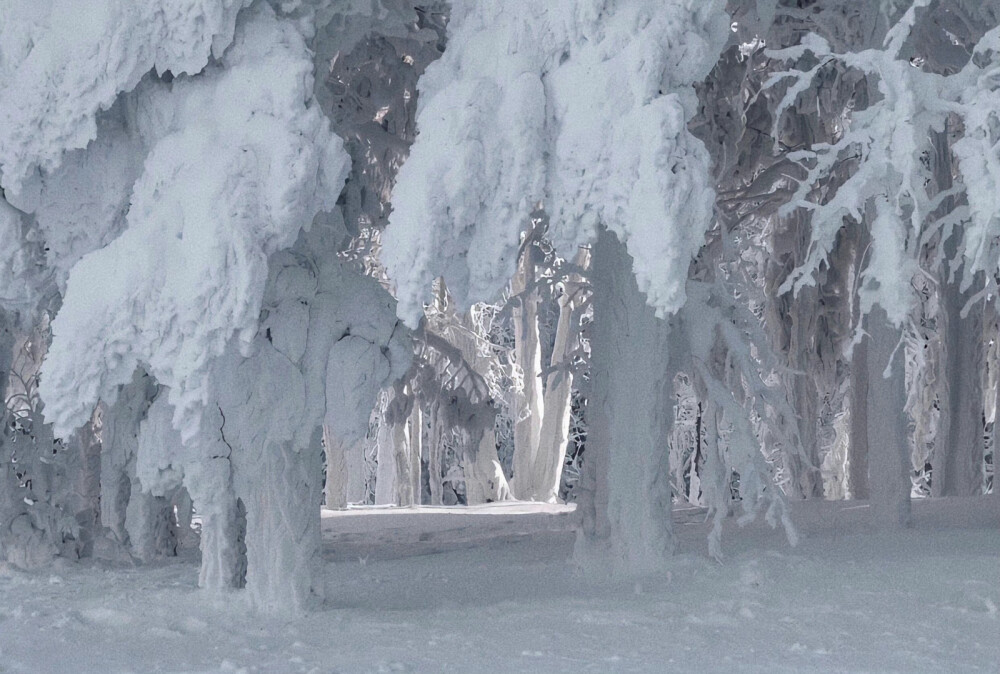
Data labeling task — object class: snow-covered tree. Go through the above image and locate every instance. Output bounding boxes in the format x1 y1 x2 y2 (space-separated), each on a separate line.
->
383 0 732 571
508 226 590 504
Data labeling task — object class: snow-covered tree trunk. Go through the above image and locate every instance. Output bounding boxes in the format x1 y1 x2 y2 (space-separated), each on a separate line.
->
172 487 196 550
184 415 243 591
233 429 324 612
407 405 422 505
374 392 399 506
510 252 545 499
992 340 1000 497
576 229 673 575
372 388 423 507
934 256 985 497
0 312 11 386
100 370 167 556
0 310 22 566
440 296 513 504
863 306 911 529
511 247 588 503
62 417 103 558
700 399 729 522
392 398 419 507
932 124 985 497
531 307 575 503
323 424 348 509
784 284 824 498
124 489 178 562
198 496 243 589
427 403 445 506
848 333 871 501
345 436 366 505
463 426 511 505
845 222 871 501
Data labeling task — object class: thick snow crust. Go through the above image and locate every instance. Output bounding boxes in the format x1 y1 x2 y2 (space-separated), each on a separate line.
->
383 0 730 325
38 4 349 440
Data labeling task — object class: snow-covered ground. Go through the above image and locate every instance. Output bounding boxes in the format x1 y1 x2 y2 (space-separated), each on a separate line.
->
1 499 997 673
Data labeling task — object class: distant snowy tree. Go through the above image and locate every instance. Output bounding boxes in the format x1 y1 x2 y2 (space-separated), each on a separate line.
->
508 224 591 505
765 0 1000 520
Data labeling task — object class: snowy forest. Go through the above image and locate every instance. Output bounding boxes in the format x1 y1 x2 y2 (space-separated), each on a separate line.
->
0 0 998 672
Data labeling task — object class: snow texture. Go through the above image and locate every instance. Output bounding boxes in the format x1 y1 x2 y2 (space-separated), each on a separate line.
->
0 499 997 673
6 98 148 294
125 237 409 609
577 229 674 575
198 248 409 610
383 0 730 326
0 0 252 199
39 3 350 441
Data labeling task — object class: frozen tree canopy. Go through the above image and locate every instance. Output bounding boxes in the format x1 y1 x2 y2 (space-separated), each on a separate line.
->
0 0 250 197
39 4 348 440
0 1 998 669
383 0 729 324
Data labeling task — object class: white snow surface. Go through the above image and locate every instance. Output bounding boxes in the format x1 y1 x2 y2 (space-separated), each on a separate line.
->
382 0 730 326
38 4 350 439
0 499 996 673
0 0 252 198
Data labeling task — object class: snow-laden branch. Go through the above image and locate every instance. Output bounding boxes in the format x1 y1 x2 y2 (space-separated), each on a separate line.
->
0 0 252 198
767 4 1000 325
38 5 349 440
383 0 730 326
